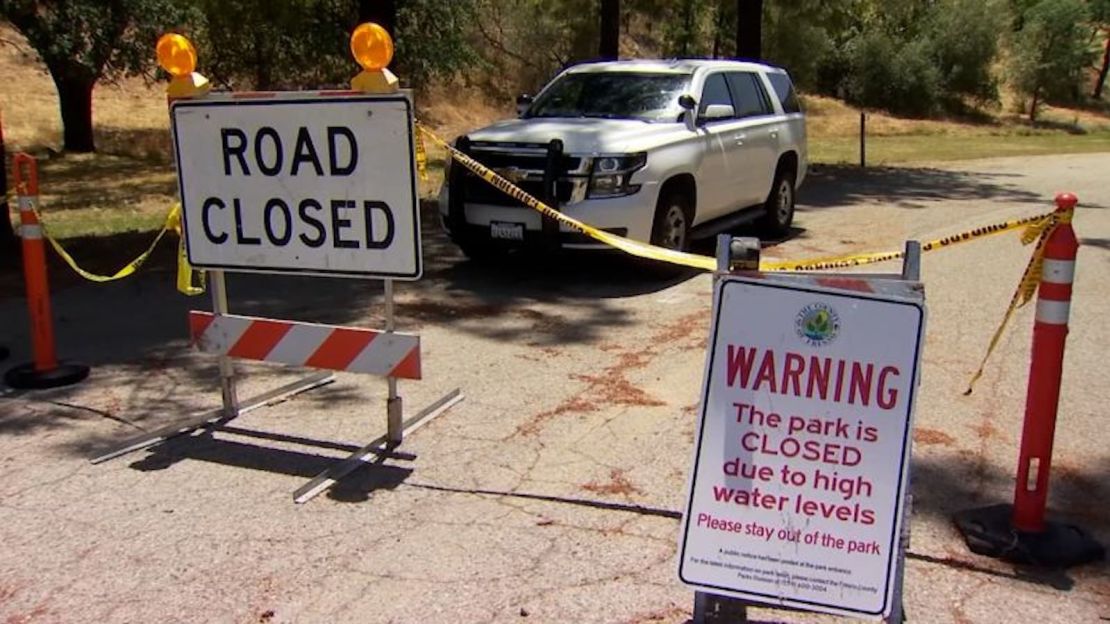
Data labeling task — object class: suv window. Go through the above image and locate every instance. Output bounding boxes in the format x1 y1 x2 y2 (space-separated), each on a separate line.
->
726 72 773 118
699 73 734 119
767 72 802 114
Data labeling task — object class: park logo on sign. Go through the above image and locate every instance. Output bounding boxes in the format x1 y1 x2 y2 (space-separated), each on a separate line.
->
796 302 840 347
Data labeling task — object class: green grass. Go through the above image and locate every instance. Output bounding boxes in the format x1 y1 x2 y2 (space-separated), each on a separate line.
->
811 130 1110 165
39 206 171 240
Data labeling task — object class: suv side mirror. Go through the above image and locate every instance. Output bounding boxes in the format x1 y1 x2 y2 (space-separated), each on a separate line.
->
678 94 697 111
700 104 735 123
516 94 534 118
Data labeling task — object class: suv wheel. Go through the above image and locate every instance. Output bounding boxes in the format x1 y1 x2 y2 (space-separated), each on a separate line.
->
761 167 796 238
651 191 692 252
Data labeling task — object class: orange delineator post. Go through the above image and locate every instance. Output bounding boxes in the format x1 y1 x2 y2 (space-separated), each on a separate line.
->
13 154 57 371
4 153 88 389
1011 193 1079 532
953 193 1103 568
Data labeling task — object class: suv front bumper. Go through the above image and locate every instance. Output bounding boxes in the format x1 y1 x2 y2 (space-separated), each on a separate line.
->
438 183 658 250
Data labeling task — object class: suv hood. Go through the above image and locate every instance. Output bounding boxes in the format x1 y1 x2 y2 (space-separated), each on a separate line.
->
465 117 687 154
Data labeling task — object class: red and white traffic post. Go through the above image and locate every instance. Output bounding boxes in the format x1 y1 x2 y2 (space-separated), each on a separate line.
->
1012 192 1078 532
955 193 1104 567
4 154 89 389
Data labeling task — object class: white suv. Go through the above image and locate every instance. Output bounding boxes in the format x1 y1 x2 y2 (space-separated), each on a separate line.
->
438 59 807 258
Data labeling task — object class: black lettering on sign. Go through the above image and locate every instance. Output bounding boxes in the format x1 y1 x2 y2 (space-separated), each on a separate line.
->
291 127 324 176
327 127 358 176
264 198 293 246
233 198 262 245
363 201 395 250
255 127 283 176
221 129 250 176
330 200 359 249
298 199 326 248
202 197 229 244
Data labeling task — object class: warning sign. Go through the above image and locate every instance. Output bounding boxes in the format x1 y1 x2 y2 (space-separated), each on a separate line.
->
678 276 925 619
171 92 421 279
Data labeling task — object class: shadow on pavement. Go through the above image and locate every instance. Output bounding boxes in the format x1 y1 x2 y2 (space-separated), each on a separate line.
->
125 430 415 504
800 164 1045 211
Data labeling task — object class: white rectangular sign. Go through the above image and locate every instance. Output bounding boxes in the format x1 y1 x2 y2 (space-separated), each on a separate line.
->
678 276 925 619
171 93 421 279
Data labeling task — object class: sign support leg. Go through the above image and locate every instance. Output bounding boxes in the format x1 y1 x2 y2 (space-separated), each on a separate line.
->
384 279 403 446
210 270 240 417
883 240 920 624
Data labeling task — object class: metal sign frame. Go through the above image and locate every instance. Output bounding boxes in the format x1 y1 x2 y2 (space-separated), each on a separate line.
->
688 235 922 624
92 90 461 504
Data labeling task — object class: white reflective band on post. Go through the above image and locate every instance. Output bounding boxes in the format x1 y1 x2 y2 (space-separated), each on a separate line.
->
1041 259 1076 284
1035 299 1071 325
19 224 43 240
17 197 36 212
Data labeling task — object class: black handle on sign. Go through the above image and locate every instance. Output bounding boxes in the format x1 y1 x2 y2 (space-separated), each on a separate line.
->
540 139 564 247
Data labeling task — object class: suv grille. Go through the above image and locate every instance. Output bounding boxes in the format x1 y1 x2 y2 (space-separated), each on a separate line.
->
460 143 586 207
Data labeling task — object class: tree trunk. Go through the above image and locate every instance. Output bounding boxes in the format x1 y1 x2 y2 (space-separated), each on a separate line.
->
359 0 397 38
599 0 620 60
1029 87 1040 123
55 75 96 153
1094 31 1110 100
735 0 762 60
712 0 728 58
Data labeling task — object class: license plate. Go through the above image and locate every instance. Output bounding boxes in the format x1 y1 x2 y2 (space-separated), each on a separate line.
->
490 222 525 241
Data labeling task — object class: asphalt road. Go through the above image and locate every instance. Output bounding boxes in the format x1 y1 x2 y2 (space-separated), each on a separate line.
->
0 153 1107 623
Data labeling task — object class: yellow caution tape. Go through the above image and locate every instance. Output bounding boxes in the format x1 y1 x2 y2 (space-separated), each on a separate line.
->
34 203 204 296
417 124 1056 273
964 209 1071 394
414 128 429 182
166 203 207 296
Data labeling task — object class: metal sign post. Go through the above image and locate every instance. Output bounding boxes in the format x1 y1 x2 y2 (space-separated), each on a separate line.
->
689 235 922 623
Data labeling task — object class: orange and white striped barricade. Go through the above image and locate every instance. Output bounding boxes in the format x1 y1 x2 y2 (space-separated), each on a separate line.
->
4 153 90 389
91 31 463 504
682 236 924 624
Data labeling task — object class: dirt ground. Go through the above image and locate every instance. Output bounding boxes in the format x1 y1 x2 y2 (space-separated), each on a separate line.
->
1 153 1108 623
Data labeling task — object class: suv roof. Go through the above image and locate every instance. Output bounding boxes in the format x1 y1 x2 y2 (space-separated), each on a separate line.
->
564 59 783 75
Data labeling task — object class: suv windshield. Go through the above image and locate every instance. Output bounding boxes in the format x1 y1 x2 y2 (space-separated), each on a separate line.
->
526 72 691 122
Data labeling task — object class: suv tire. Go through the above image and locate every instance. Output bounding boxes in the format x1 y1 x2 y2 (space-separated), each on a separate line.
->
651 190 692 252
761 166 796 238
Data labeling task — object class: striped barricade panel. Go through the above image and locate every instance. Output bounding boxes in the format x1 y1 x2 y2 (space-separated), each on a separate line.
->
189 311 421 379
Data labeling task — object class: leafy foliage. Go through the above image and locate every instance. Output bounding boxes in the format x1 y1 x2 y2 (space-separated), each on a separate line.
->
1 0 198 150
1008 0 1094 119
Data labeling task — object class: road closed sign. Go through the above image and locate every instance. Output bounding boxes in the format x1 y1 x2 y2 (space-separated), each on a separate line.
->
171 93 421 279
678 276 925 619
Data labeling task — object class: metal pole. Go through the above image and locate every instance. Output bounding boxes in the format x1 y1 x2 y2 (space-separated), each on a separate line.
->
693 237 751 624
209 270 239 417
860 112 867 169
385 279 403 445
886 240 920 624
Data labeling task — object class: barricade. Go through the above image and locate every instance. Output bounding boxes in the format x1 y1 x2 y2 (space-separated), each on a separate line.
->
91 27 463 505
4 154 89 389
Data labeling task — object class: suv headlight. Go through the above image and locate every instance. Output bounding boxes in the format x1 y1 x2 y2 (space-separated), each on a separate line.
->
588 153 647 199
